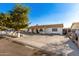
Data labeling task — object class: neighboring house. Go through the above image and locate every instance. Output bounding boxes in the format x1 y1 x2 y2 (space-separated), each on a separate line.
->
71 22 79 48
28 24 63 35
71 22 79 36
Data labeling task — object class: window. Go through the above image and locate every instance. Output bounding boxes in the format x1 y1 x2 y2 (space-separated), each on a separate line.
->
52 28 57 31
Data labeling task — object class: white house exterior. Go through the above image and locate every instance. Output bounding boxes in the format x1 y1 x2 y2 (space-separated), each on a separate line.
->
28 24 63 35
45 28 63 35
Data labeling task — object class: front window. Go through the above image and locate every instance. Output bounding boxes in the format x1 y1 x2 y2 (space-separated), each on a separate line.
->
52 28 57 31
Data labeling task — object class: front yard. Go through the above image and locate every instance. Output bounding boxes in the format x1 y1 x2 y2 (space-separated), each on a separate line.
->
10 34 79 56
0 34 79 56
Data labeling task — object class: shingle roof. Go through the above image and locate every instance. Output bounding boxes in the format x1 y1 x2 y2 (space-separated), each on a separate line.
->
29 24 63 29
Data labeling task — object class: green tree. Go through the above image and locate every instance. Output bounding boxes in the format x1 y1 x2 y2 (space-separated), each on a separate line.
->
0 13 8 30
0 13 9 35
7 4 29 37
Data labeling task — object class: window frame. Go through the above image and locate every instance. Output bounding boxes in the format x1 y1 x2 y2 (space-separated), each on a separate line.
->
52 28 57 32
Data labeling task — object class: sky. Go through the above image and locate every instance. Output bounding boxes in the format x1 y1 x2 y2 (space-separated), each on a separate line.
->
0 3 79 28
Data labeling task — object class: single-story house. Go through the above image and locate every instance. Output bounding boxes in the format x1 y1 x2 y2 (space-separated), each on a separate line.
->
71 22 79 48
28 24 63 35
71 22 79 36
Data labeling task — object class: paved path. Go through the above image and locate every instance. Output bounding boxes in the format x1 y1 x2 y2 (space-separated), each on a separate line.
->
10 35 79 56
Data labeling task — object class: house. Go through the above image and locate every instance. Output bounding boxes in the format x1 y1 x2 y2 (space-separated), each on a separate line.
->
71 22 79 35
71 22 79 48
28 24 63 35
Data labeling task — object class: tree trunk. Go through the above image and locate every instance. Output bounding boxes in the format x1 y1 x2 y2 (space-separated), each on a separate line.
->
16 30 21 38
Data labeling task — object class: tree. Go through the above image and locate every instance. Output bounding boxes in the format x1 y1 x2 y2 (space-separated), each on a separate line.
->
0 13 8 36
0 13 8 30
0 4 30 37
7 4 30 37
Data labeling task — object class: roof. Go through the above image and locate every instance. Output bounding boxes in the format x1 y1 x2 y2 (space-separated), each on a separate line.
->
29 24 63 29
71 22 79 29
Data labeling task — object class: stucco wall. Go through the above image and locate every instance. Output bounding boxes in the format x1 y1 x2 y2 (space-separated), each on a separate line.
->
45 28 62 35
29 28 63 35
39 28 63 35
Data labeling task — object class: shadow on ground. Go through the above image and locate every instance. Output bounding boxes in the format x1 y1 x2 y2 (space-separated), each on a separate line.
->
64 39 79 56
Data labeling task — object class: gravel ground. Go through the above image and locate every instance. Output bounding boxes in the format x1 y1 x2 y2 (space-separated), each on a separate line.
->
11 34 79 56
0 34 79 56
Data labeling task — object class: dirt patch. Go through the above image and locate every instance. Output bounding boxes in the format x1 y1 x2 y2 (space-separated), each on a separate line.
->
0 38 39 56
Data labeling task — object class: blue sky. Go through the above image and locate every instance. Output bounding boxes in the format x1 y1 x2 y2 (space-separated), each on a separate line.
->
0 3 79 28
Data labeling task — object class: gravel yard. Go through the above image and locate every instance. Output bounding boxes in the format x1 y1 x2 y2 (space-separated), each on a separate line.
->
0 37 39 56
0 34 79 56
11 34 79 56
